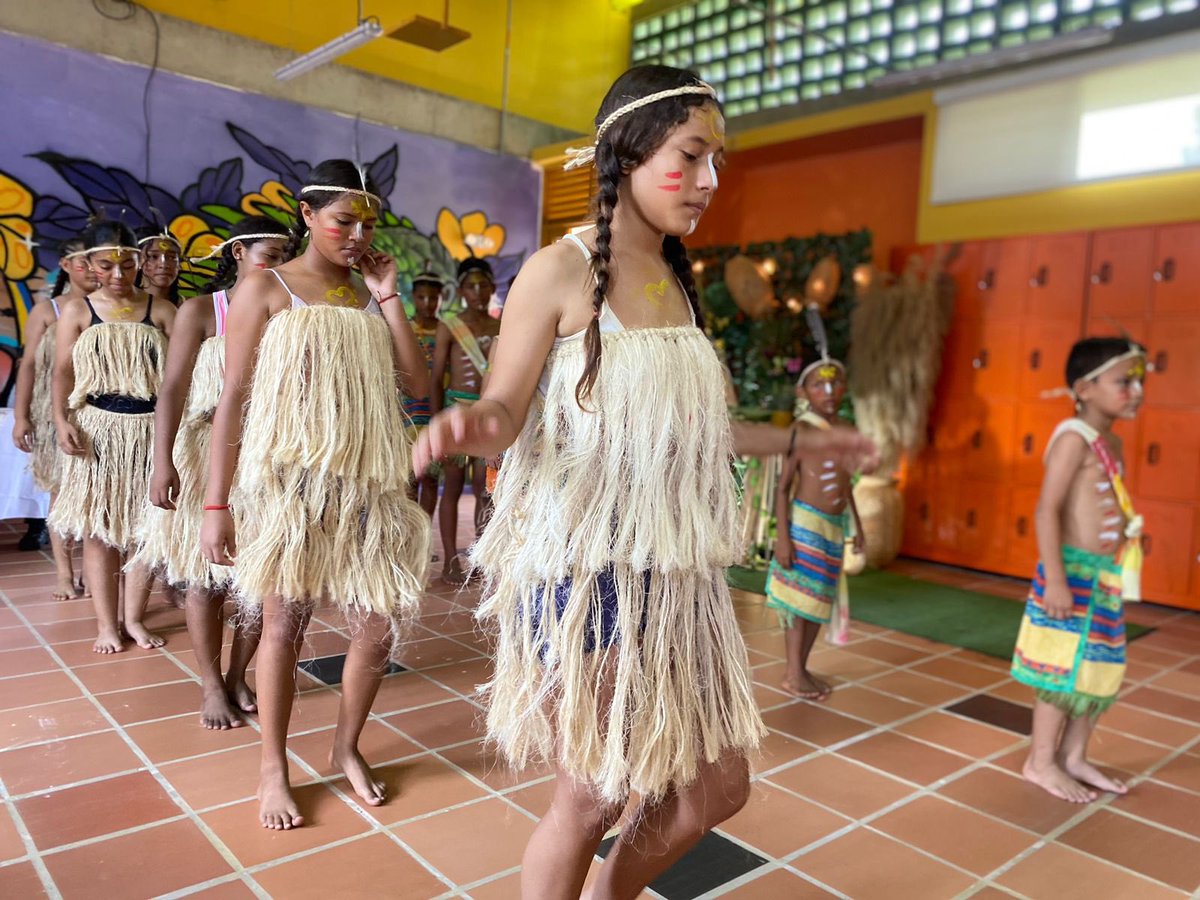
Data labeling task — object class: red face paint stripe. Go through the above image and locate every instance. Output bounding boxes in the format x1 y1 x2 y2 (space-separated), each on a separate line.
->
322 227 342 237
665 171 683 179
657 185 682 192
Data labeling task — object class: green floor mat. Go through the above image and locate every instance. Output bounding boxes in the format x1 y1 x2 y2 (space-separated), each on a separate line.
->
727 566 1153 660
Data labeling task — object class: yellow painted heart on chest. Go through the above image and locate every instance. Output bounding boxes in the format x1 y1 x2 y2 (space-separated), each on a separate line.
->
325 285 355 305
644 278 669 304
114 306 135 320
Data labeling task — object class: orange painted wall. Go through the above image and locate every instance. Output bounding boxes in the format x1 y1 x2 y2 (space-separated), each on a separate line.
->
691 121 924 267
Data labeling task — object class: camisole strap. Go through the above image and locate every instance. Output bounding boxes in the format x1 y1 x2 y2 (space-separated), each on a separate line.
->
268 268 307 308
142 295 155 324
212 289 229 337
83 297 102 326
562 232 592 261
50 298 60 320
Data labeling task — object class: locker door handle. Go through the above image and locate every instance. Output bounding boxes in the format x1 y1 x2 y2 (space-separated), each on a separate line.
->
1016 516 1028 537
1029 265 1049 288
1144 534 1153 556
977 269 995 291
1155 351 1168 373
919 502 929 521
971 430 983 449
1147 443 1161 465
1090 262 1112 285
1023 434 1034 454
973 349 989 370
1030 349 1042 370
966 509 977 528
1153 258 1176 283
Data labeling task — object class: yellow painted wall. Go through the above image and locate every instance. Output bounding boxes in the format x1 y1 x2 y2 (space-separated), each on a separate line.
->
138 0 630 133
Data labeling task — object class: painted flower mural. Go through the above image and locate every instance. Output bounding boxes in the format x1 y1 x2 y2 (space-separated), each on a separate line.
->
1 122 525 351
437 209 507 261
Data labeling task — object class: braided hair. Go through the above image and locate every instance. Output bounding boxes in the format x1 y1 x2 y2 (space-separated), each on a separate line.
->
52 236 87 298
575 65 715 406
290 159 381 259
201 215 292 292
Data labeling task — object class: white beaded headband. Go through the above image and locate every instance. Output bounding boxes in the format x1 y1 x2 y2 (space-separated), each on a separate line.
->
62 249 90 260
190 232 290 263
563 82 719 171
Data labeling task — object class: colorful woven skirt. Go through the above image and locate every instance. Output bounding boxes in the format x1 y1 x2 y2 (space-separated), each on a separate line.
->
1011 545 1125 718
765 500 847 627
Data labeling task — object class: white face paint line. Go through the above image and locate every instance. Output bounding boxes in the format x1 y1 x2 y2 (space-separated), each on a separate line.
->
706 153 719 190
685 218 697 236
353 220 364 241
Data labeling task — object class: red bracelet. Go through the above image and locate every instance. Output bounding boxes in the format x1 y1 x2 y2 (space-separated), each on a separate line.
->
204 504 230 511
378 292 398 305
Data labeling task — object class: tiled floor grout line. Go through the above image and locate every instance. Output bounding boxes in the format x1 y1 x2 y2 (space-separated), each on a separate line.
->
0 597 258 899
0 775 62 899
5 544 1199 898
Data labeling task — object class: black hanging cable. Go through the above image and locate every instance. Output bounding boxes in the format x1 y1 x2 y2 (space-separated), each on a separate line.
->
91 0 160 184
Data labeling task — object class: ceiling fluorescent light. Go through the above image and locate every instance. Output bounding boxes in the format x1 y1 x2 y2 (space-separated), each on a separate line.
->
275 18 384 82
871 27 1114 89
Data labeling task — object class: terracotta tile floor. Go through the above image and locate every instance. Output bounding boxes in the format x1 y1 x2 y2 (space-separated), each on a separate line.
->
2 514 1200 899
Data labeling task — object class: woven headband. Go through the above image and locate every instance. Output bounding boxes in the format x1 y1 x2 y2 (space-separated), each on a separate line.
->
299 185 383 207
138 233 182 250
564 83 719 171
190 232 290 262
1042 345 1148 400
85 245 141 258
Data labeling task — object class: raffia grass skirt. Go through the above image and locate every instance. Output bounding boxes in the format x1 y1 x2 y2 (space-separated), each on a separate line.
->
50 405 154 553
132 415 232 591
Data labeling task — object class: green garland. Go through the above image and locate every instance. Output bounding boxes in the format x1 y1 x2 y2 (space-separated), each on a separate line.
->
694 230 872 413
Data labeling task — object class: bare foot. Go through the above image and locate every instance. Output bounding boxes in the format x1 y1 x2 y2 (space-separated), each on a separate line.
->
52 578 75 602
164 586 186 610
227 678 258 714
75 577 90 598
123 622 165 650
332 747 387 807
442 556 467 586
1063 758 1128 795
259 769 303 829
199 688 243 730
93 627 125 654
781 671 832 701
1023 759 1096 803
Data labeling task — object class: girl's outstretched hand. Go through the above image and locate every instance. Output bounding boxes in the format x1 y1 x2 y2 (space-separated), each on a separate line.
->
793 427 880 474
413 405 503 476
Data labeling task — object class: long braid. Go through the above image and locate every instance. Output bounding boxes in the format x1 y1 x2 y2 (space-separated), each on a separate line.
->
287 214 309 261
51 270 70 298
662 235 704 330
201 250 238 293
575 143 622 406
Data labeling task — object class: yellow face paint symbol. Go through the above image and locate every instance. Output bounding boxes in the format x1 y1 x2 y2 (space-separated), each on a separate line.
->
157 240 173 252
349 195 375 219
1128 358 1147 379
817 365 841 381
108 249 123 261
644 279 669 305
325 285 355 306
702 106 726 143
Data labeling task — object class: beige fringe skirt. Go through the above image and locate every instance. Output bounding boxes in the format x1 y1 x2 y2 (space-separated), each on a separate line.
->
132 415 232 590
50 405 155 553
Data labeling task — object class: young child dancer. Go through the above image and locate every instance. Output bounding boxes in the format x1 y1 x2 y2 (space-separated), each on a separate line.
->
404 269 443 517
414 66 876 899
1012 337 1147 803
51 221 176 652
201 160 431 829
135 216 291 729
137 227 183 306
767 343 865 700
12 236 93 601
431 257 500 581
